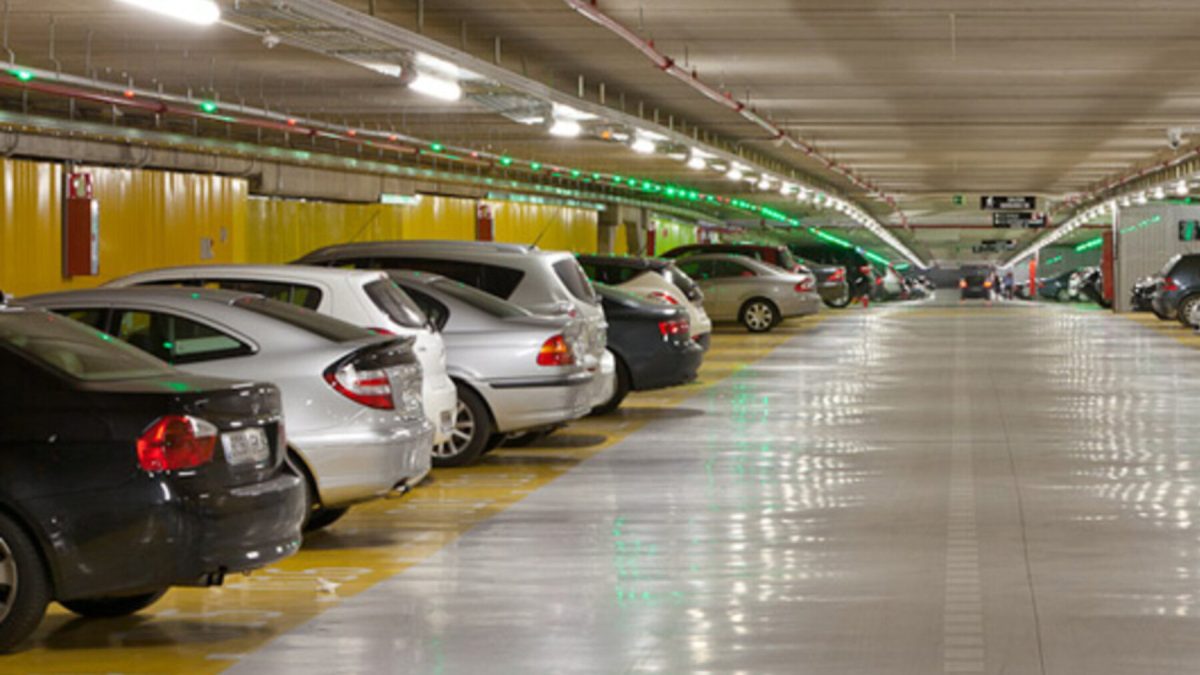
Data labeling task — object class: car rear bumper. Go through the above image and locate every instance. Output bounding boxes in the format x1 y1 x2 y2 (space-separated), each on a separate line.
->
817 282 850 304
483 371 595 433
961 289 991 299
423 374 458 445
779 293 823 317
629 342 704 391
294 419 434 508
41 470 306 601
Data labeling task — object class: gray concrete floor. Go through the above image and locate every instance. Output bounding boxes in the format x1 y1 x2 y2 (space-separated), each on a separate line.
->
231 298 1200 674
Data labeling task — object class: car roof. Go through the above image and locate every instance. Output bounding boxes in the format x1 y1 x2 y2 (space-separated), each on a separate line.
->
575 254 671 270
23 286 256 306
301 240 543 260
109 264 388 285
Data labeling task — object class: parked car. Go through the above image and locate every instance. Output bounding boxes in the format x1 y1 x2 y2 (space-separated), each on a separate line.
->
295 241 616 412
1075 267 1110 308
1151 253 1200 324
672 254 822 332
23 288 431 532
662 242 801 272
959 268 995 300
789 244 877 302
798 258 852 308
1131 276 1159 312
0 303 305 651
592 284 704 413
576 254 713 349
1038 270 1077 301
875 265 906 301
389 271 596 465
105 265 459 457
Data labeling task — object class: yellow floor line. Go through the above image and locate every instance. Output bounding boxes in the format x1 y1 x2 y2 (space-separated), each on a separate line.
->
2 316 827 674
1119 312 1200 349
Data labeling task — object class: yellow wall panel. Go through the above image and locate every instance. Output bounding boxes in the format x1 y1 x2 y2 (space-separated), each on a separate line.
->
490 202 598 253
0 160 247 296
244 195 476 263
652 214 699 254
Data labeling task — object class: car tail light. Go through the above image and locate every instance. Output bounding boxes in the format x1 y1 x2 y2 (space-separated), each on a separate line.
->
367 327 396 336
860 265 873 275
537 334 575 366
647 291 679 305
795 279 814 293
876 277 885 286
829 267 846 283
324 361 395 410
983 280 993 289
658 318 690 338
1164 277 1181 292
137 415 218 472
959 279 968 289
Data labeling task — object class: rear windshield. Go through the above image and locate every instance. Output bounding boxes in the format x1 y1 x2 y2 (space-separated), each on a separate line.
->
0 311 172 381
659 265 702 302
363 279 428 329
775 248 798 270
233 297 374 343
1162 253 1184 277
553 258 598 304
429 278 531 319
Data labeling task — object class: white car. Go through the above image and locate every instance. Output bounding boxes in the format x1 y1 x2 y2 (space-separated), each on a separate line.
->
576 255 713 350
104 265 459 457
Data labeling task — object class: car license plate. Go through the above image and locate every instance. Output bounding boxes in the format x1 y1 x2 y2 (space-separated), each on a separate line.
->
221 428 270 466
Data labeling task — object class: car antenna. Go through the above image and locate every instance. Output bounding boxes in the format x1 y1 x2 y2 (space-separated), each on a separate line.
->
529 220 555 249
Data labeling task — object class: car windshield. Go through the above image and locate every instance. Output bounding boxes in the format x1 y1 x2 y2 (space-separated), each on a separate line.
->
0 310 173 381
233 297 376 343
363 279 428 329
553 258 598 304
429 278 532 318
1161 253 1183 277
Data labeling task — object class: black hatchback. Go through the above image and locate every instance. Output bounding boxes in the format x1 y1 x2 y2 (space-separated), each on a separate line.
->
1151 253 1200 324
0 304 305 652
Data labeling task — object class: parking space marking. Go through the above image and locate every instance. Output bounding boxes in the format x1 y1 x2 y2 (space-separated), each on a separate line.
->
3 317 827 673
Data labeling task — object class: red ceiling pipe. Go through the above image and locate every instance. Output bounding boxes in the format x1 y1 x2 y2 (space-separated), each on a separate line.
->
561 0 909 227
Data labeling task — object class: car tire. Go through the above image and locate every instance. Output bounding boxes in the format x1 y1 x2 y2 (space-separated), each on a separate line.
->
60 590 166 618
1056 288 1071 302
1178 296 1200 328
431 384 492 468
482 433 507 455
823 292 852 309
0 512 50 654
503 429 552 447
592 358 631 415
739 298 779 333
304 507 349 533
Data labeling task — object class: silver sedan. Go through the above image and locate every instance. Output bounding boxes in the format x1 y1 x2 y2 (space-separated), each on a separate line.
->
389 271 596 466
22 287 433 532
673 254 823 332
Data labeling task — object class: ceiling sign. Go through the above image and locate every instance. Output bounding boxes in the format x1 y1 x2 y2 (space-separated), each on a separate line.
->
972 239 1016 254
981 195 1036 210
993 212 1048 228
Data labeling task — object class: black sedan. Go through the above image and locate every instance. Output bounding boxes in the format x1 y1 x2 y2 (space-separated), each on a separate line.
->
0 304 305 652
593 285 704 414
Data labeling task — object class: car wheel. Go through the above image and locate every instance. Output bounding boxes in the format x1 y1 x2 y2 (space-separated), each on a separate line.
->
1056 288 1071 302
739 299 778 333
431 384 492 468
60 590 166 618
1179 296 1200 327
0 513 50 654
823 291 852 309
592 358 631 415
503 429 552 447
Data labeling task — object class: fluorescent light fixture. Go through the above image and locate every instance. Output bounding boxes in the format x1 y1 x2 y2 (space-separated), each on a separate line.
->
757 177 772 190
1177 180 1190 196
1153 186 1166 200
631 137 656 154
410 73 463 101
687 155 707 170
359 62 404 79
1137 192 1149 205
415 53 461 80
726 168 744 181
548 119 582 138
552 103 597 122
116 0 220 25
1121 195 1132 207
797 188 811 202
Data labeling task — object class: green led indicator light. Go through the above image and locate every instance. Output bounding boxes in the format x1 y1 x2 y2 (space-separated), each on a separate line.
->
10 69 33 82
199 100 219 114
592 173 602 180
499 156 513 167
430 142 444 152
530 162 542 171
571 170 581 178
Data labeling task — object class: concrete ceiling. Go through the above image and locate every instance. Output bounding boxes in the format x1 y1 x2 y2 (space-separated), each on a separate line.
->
4 0 1198 264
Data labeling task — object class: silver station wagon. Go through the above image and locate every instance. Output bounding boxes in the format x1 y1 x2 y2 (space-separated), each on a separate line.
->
296 240 617 412
23 288 433 532
390 271 595 465
673 254 823 332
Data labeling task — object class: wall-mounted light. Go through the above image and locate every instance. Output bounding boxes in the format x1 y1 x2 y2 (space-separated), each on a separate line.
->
548 119 582 138
1177 180 1190 196
117 0 220 26
726 167 744 181
687 154 707 170
410 73 463 101
1153 186 1166 200
631 137 656 154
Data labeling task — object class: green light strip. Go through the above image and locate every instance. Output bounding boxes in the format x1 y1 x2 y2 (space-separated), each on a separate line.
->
1044 255 1063 266
1074 237 1104 253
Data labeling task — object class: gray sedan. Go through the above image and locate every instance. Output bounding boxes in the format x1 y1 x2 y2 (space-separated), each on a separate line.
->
673 254 822 332
22 288 433 532
390 271 596 466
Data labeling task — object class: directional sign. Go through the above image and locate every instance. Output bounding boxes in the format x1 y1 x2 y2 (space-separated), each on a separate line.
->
972 239 1017 254
993 212 1048 228
981 195 1036 210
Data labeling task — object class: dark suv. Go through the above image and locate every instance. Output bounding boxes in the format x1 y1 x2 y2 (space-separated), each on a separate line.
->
1151 253 1200 325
